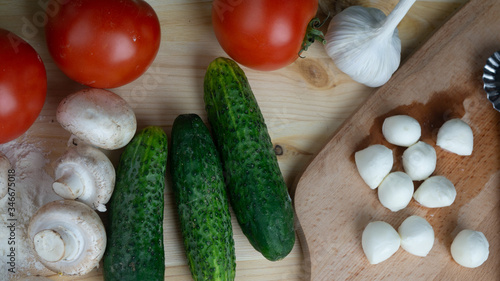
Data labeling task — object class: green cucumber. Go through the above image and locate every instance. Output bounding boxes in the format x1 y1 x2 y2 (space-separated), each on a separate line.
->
170 114 235 281
103 126 168 281
203 57 295 261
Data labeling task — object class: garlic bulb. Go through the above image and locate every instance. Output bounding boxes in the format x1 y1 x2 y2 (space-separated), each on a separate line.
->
318 0 359 16
324 0 416 87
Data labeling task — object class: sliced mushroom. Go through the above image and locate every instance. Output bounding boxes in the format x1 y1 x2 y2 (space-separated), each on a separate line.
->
0 152 11 199
52 139 115 212
28 200 106 276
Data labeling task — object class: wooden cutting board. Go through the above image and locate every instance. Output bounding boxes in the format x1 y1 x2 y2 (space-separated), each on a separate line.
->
295 0 500 280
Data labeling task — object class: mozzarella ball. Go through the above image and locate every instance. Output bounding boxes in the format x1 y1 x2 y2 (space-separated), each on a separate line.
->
382 115 421 147
378 172 414 212
398 216 435 257
451 229 489 268
437 118 473 156
362 221 401 264
413 176 456 208
402 141 436 181
355 144 394 189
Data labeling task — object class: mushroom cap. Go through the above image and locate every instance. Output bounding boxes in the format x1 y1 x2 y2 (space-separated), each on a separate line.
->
28 200 106 276
56 88 137 150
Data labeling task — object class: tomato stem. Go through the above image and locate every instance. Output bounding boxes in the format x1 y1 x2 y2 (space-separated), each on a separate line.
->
299 17 327 58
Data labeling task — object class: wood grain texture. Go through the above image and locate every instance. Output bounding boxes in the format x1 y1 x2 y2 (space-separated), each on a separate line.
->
295 0 500 280
0 0 467 280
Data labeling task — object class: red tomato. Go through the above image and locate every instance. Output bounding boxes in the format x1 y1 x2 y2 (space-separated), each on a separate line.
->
45 0 161 88
0 28 47 144
212 0 319 71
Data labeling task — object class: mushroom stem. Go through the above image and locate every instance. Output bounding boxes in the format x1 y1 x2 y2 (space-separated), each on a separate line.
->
33 227 80 262
53 172 85 200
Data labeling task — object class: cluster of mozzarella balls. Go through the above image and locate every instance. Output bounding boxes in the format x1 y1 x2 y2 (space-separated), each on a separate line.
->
356 115 489 268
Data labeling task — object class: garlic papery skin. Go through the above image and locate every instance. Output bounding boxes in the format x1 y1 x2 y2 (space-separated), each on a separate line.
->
362 221 401 264
413 176 456 208
382 115 421 147
451 229 489 268
378 171 414 212
0 152 11 200
402 141 436 181
398 216 435 257
324 0 416 87
437 118 473 156
355 144 394 189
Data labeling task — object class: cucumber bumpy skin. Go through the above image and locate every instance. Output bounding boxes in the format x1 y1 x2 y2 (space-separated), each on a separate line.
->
170 114 236 280
203 57 296 261
103 126 168 281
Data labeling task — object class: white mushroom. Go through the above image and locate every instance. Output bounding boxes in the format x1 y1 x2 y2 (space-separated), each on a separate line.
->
413 176 456 208
0 152 11 199
28 200 106 276
402 141 436 181
436 118 473 156
355 144 394 189
56 88 137 150
52 139 115 212
382 115 421 147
